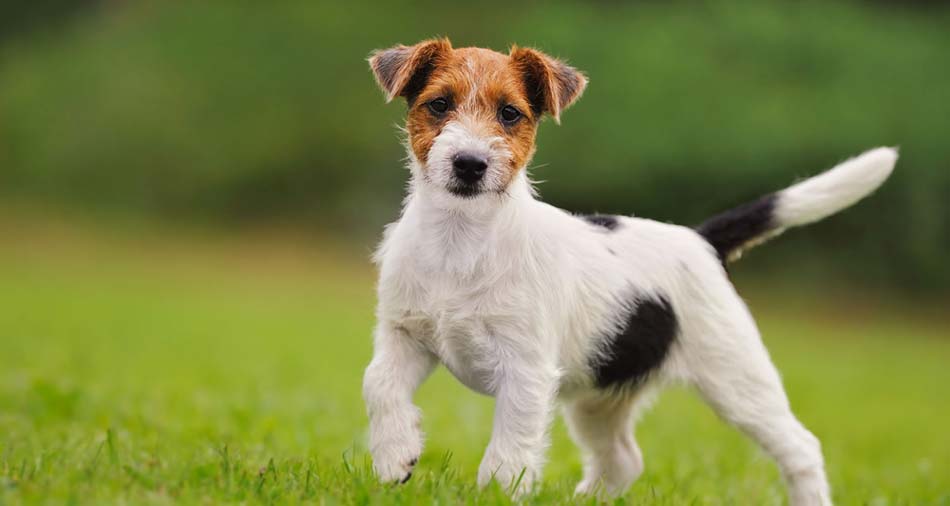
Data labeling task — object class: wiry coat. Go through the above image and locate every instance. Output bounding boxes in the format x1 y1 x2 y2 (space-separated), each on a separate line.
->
362 38 897 506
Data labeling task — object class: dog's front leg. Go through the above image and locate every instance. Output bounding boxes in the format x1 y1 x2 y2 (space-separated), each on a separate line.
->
363 323 436 483
478 356 558 496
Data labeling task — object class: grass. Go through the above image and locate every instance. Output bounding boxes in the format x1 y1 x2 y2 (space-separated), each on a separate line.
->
0 212 948 505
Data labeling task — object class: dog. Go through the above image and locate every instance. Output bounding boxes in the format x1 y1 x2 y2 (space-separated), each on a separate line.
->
362 38 896 505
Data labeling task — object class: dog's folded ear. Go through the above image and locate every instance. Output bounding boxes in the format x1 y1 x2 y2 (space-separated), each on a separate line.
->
369 38 452 104
509 46 587 124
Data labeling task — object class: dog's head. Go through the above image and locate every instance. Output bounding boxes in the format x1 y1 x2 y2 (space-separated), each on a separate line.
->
369 38 587 199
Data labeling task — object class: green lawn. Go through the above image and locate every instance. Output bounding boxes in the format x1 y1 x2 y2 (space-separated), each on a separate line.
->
1 215 948 505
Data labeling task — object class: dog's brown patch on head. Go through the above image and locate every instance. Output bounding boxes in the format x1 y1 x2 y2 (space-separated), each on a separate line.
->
370 39 587 186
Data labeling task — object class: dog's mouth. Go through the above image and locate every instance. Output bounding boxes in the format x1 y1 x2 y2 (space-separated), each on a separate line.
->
446 182 483 198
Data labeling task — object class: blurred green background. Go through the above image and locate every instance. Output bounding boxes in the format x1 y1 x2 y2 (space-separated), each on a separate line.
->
2 2 949 504
2 0 949 291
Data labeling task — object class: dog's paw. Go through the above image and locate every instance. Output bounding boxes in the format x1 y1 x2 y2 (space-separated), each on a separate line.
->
477 448 537 496
369 410 424 484
373 452 419 484
371 436 421 483
574 478 603 496
369 406 423 483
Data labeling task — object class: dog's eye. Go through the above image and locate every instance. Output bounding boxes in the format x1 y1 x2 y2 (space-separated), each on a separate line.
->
499 105 522 125
427 98 449 115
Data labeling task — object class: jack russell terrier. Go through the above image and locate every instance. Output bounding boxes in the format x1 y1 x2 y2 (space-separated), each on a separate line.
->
362 38 896 505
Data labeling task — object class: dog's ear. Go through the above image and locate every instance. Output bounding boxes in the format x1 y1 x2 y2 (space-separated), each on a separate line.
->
509 46 587 124
369 38 452 104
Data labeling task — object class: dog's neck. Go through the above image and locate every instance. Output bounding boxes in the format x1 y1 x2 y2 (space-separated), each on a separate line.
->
399 169 537 277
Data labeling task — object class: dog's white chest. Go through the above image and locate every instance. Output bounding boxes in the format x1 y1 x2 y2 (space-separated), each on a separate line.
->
376 203 559 397
396 294 504 396
383 263 527 397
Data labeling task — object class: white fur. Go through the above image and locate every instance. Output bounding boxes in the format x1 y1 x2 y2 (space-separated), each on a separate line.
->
364 145 896 504
776 147 897 227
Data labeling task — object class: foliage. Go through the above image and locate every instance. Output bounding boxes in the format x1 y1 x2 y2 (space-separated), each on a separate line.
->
1 1 949 289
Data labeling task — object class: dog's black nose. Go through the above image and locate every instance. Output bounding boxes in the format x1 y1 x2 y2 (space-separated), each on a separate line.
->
452 154 488 184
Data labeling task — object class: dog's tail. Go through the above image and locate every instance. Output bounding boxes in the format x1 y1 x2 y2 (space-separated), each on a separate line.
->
696 147 898 264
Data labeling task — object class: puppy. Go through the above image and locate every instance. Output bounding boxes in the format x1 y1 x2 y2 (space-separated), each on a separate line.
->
362 38 896 505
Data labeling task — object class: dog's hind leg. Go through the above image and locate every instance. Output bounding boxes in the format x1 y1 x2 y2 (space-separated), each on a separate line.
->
682 297 832 506
564 390 647 497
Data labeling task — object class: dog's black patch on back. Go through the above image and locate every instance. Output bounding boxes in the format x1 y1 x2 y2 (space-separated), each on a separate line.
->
695 194 776 263
593 294 678 389
581 214 620 231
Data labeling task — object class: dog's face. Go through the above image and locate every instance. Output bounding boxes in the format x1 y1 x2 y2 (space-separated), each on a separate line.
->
370 38 587 199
